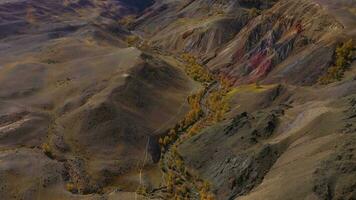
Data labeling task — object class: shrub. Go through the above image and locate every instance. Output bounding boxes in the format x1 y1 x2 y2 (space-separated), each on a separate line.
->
199 181 216 200
248 8 261 17
42 143 53 158
125 35 139 46
66 183 77 193
319 39 354 84
136 185 148 195
181 54 214 84
207 90 230 122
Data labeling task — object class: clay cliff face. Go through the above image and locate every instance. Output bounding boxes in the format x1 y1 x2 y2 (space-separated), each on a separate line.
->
207 0 343 85
136 0 347 85
0 0 355 200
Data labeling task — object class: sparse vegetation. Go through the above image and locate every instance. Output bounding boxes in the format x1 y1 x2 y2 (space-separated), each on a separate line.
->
188 82 232 136
155 51 223 200
159 90 205 150
41 143 54 158
42 59 59 64
136 185 149 196
255 80 262 89
185 91 205 124
319 39 354 84
248 7 261 17
182 54 214 84
159 146 216 200
125 35 140 46
199 181 215 200
66 183 77 193
125 34 151 50
207 89 230 122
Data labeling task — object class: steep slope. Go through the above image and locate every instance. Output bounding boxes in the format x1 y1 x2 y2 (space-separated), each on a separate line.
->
179 82 356 200
132 0 356 200
207 0 345 85
136 0 353 86
134 0 279 58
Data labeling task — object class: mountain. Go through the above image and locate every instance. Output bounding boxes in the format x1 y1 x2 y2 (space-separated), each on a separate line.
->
0 0 355 200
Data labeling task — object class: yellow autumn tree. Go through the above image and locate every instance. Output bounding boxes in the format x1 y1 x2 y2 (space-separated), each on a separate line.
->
319 39 354 84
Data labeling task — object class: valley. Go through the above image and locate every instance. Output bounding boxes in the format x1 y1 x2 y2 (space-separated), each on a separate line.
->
0 0 355 200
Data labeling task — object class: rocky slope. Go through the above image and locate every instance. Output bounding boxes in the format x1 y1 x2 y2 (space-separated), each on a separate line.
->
207 0 344 85
0 0 355 200
134 0 356 200
134 0 278 58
